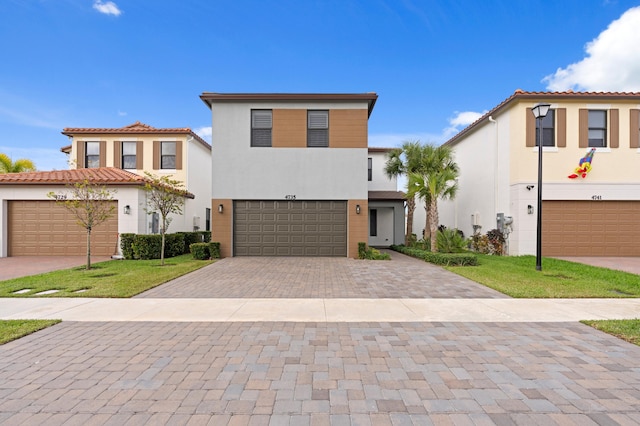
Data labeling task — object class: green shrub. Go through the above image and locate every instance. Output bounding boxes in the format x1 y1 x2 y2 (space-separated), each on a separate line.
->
423 252 478 266
209 242 221 259
132 235 163 260
120 233 136 259
358 242 390 260
436 228 467 253
164 233 185 258
190 242 210 260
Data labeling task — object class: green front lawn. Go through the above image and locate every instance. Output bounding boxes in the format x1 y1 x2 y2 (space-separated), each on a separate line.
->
0 254 214 298
582 319 640 346
0 320 61 345
445 254 640 298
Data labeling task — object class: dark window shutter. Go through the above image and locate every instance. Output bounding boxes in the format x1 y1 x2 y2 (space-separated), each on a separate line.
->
251 110 272 147
307 110 329 147
76 141 85 168
175 140 183 170
99 141 106 167
631 109 640 149
114 141 121 168
525 108 535 147
556 108 566 148
153 141 160 169
578 109 588 148
136 141 144 169
609 109 619 148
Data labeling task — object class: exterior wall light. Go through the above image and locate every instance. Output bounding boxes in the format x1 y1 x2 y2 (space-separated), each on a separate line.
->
356 204 361 214
124 205 131 215
218 204 224 213
527 205 534 215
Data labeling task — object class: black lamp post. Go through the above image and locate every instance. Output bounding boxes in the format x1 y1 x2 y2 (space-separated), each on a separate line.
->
531 103 551 271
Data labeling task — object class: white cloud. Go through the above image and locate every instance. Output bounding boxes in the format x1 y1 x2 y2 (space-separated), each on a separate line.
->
193 126 212 142
442 110 485 139
543 6 640 91
93 1 122 16
117 110 127 116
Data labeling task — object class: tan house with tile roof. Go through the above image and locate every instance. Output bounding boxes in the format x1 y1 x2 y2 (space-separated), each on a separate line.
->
0 168 193 256
436 90 640 256
0 122 210 257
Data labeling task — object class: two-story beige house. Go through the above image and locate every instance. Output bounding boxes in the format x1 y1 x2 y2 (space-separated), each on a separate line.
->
200 92 384 258
0 122 210 257
438 90 640 256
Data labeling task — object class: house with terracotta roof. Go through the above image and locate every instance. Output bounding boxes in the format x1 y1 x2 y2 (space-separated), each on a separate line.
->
0 122 210 257
200 92 403 258
0 168 194 256
435 90 640 256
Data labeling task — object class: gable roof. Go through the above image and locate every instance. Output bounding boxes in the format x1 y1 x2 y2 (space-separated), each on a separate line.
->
61 121 211 150
444 90 640 147
200 92 379 117
0 167 195 198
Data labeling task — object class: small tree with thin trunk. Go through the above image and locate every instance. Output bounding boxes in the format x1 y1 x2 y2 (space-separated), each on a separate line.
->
47 177 116 270
142 173 186 265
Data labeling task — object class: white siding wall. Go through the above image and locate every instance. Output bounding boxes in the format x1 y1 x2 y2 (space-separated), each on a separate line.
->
368 151 397 191
211 102 368 200
184 139 212 232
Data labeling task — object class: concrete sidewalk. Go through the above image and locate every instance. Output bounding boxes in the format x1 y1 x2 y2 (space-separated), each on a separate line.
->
2 297 640 322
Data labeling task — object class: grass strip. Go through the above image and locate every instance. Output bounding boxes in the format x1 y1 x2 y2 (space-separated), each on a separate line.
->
0 320 62 345
582 319 640 346
0 254 213 298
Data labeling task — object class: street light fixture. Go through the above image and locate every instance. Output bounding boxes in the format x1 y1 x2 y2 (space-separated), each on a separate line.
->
531 102 551 271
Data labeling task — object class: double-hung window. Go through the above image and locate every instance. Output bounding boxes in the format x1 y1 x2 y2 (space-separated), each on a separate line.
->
535 109 555 147
121 142 137 169
251 110 272 147
161 141 176 169
307 110 329 147
368 158 373 181
588 110 607 147
85 142 100 168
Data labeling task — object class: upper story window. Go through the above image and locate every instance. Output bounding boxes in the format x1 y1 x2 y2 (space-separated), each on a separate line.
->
307 110 329 147
368 158 372 181
122 142 137 169
535 109 555 147
161 141 176 169
85 142 100 168
588 110 607 147
251 110 272 147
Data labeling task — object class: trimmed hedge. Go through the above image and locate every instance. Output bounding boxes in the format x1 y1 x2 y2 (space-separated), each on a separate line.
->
122 233 186 260
176 231 212 254
189 241 222 260
390 244 477 266
357 242 391 260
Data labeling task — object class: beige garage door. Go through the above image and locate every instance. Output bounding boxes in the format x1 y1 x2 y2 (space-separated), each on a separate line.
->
8 200 119 256
234 200 347 256
543 200 640 257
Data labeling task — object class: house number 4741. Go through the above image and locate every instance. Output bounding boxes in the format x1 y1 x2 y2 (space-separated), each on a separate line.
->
591 195 602 200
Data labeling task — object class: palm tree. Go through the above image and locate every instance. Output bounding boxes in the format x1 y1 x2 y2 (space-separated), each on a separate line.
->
408 144 459 252
384 141 427 245
0 153 36 173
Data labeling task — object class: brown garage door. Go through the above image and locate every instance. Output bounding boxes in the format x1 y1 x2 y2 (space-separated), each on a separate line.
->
234 200 347 256
543 200 640 256
8 200 118 256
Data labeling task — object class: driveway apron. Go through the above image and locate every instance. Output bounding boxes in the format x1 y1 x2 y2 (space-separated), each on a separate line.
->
1 251 640 425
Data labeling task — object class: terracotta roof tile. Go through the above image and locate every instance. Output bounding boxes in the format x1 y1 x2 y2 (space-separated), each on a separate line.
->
0 167 195 198
444 90 640 147
368 190 406 200
61 121 211 150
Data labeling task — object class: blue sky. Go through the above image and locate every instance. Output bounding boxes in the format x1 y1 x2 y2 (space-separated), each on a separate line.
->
2 0 640 171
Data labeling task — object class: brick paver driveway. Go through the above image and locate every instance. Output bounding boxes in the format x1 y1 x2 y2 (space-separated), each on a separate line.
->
1 321 639 425
2 251 640 425
137 251 508 299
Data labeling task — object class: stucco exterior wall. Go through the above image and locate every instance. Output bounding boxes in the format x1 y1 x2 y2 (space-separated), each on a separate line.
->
368 151 397 191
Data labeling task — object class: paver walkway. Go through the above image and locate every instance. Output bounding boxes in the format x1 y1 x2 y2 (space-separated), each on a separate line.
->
2 251 640 425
